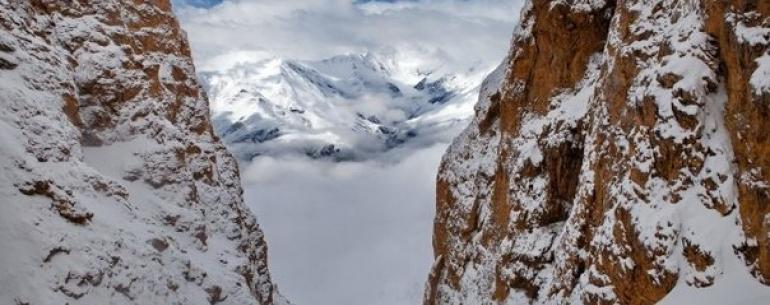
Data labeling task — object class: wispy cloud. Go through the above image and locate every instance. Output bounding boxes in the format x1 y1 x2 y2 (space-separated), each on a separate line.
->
172 0 223 8
175 0 522 70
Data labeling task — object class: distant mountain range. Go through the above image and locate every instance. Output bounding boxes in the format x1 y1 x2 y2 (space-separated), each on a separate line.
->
200 49 494 160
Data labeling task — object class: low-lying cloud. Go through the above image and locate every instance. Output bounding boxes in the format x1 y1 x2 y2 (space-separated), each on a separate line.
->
241 144 448 305
173 1 523 304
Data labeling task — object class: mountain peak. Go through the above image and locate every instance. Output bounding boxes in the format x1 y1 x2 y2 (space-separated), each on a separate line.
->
201 49 491 161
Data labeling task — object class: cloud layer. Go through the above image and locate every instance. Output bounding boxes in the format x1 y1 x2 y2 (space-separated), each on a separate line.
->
241 145 447 305
174 0 522 70
173 2 523 305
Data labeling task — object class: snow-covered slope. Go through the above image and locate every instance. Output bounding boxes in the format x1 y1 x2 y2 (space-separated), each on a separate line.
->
0 1 286 305
200 49 493 160
426 1 770 305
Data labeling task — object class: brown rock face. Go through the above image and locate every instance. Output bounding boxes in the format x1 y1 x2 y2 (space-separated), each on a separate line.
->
426 1 770 304
0 1 287 304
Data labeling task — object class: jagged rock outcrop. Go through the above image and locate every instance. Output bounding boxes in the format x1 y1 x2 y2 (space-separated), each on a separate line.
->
426 1 770 304
0 1 287 304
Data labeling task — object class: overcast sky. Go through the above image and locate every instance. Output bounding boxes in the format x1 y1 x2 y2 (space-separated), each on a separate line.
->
173 0 521 71
172 1 522 305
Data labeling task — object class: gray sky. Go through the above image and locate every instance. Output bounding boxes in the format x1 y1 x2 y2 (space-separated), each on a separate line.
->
174 0 522 71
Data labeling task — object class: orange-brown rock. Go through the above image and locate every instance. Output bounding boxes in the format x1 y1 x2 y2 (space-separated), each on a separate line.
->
426 1 770 304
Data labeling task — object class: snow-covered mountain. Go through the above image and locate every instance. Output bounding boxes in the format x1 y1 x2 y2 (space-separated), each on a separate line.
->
426 1 770 305
0 2 286 305
199 49 493 160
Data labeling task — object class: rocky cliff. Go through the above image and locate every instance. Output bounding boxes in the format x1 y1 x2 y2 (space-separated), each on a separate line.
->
426 1 770 304
0 1 287 304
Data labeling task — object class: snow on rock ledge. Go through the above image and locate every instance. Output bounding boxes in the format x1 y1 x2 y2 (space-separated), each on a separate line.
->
0 1 287 305
426 1 770 305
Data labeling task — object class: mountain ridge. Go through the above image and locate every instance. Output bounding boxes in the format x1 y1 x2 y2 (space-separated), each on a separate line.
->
201 49 492 161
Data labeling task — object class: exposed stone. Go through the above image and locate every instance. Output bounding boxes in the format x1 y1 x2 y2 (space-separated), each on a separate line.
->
0 1 286 305
427 1 770 304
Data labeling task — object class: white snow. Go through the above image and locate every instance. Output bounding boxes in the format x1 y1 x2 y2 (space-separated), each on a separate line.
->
728 12 770 95
0 2 286 305
201 48 493 160
751 53 770 95
426 1 770 305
